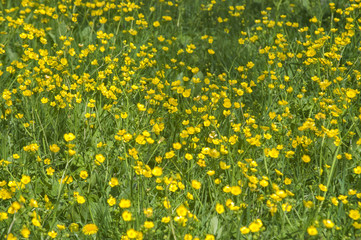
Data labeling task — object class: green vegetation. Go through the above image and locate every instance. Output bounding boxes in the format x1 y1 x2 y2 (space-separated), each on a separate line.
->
1 0 361 239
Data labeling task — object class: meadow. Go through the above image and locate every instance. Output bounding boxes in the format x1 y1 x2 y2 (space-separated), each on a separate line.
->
1 0 361 239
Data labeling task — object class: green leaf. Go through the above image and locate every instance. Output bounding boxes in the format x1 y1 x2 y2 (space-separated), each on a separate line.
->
80 26 92 43
4 46 18 61
210 216 219 235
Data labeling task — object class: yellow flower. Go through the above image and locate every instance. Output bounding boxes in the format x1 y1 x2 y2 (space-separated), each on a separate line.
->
302 155 311 163
48 230 57 238
349 210 361 220
353 222 361 229
95 154 105 165
76 195 85 204
163 199 171 209
282 203 292 212
319 184 327 192
46 167 55 176
268 148 279 158
165 150 175 159
323 219 335 229
307 226 318 236
20 226 31 238
57 224 66 230
249 219 263 232
79 171 88 179
119 199 131 208
127 229 138 239
5 233 17 240
21 175 31 185
122 210 132 221
82 223 98 235
215 203 225 214
231 186 242 195
144 208 153 217
32 218 41 227
107 196 116 206
152 167 163 176
176 205 188 217
184 234 193 240
109 177 119 187
0 212 8 221
144 221 154 229
205 234 215 240
240 227 250 234
185 153 193 160
346 89 357 98
64 133 76 142
49 144 60 153
69 223 79 232
208 49 215 55
354 166 361 174
260 179 269 187
284 178 292 185
173 142 182 150
191 180 201 190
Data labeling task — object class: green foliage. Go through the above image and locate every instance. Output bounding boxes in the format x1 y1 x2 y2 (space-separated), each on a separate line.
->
0 0 361 239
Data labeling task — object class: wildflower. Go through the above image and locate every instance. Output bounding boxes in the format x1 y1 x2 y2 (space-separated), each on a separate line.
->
76 195 85 204
144 208 153 217
119 199 131 208
240 227 250 234
349 210 361 220
152 167 163 176
82 224 98 235
284 178 292 185
191 180 201 190
215 203 225 214
346 89 357 98
307 226 318 236
107 196 116 206
302 155 311 163
49 144 60 153
21 226 31 238
32 218 41 227
144 221 154 229
46 167 55 176
231 186 242 195
323 219 335 229
184 234 193 240
57 225 66 230
205 234 215 240
64 133 76 142
353 222 361 229
303 200 314 208
268 148 279 158
79 171 88 179
109 177 119 187
95 154 105 165
176 205 188 217
5 234 17 240
162 216 171 223
127 229 138 238
48 231 57 238
319 184 327 192
69 223 79 232
21 175 31 185
249 219 263 232
122 210 132 221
